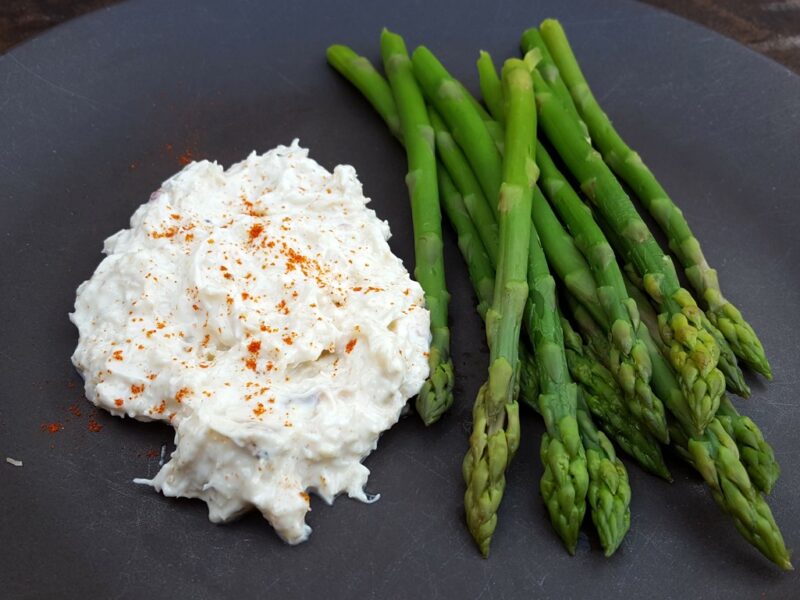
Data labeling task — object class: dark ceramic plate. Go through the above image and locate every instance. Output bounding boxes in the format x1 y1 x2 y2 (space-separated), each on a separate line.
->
1 0 799 597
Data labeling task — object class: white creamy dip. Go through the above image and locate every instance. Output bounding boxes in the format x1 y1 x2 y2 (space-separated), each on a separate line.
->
70 141 430 543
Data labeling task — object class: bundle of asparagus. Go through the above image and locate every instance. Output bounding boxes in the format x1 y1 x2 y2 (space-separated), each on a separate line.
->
326 20 790 570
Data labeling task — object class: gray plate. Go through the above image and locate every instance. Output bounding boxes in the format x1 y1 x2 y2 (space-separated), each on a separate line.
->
1 0 798 597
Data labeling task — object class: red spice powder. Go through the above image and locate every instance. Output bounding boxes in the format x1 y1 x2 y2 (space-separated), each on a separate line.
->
87 418 103 433
345 338 357 354
247 340 261 354
249 223 264 241
41 422 63 434
150 226 178 239
178 150 193 166
175 387 191 403
68 404 82 417
276 299 289 315
131 384 144 395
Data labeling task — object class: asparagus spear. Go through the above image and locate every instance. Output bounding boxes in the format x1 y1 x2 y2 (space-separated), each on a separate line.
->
438 169 494 320
412 46 504 207
521 304 632 555
576 388 632 556
536 144 667 442
532 68 725 433
429 108 500 266
538 19 771 379
477 51 504 124
627 263 790 569
519 28 589 141
716 397 780 495
439 160 540 446
669 420 791 570
525 220 588 554
422 53 586 552
627 276 779 491
327 44 403 139
619 262 749 397
381 30 455 425
560 314 671 479
461 59 535 556
530 187 606 329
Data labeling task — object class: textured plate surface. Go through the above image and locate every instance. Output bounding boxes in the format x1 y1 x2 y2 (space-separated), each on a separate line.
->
1 0 799 597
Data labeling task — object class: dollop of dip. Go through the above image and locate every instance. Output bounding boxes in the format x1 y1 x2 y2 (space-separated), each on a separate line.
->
70 141 430 543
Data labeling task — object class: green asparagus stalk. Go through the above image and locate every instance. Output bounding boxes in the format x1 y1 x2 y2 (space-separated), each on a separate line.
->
538 18 771 379
326 44 403 140
462 58 534 556
576 388 632 556
477 51 504 124
438 169 494 320
464 51 603 325
618 263 749 398
532 67 725 433
536 144 667 442
519 28 589 141
429 108 500 266
381 30 454 425
618 276 703 435
412 46 503 207
561 314 671 479
669 420 791 570
440 54 586 552
627 274 780 493
628 272 790 567
530 187 606 329
438 161 537 452
716 397 780 495
525 222 588 554
564 294 612 360
522 307 633 555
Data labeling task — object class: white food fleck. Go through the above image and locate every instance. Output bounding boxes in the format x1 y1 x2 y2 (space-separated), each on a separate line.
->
5 457 23 467
70 141 430 544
